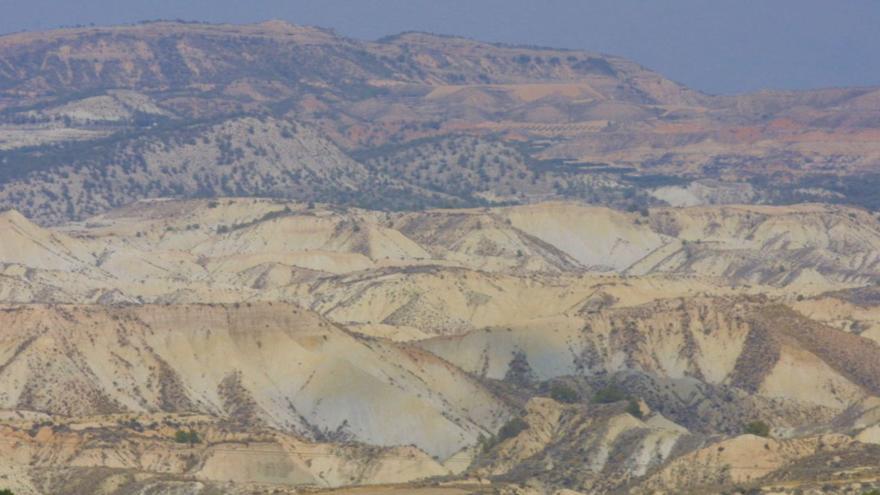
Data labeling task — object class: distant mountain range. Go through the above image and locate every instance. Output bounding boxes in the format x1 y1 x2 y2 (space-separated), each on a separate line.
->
2 20 880 224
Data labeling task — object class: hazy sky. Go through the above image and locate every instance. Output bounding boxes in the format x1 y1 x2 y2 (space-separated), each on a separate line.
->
1 0 878 95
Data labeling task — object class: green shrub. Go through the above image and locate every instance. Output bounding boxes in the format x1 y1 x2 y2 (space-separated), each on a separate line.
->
592 385 627 404
0 489 14 495
174 429 201 444
549 382 580 404
744 420 770 438
497 417 528 442
626 398 643 419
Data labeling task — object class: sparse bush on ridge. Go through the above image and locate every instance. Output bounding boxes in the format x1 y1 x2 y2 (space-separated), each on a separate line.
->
592 385 628 404
591 385 645 419
216 206 292 234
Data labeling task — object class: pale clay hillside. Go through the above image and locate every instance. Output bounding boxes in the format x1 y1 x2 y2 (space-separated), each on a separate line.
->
1 199 880 494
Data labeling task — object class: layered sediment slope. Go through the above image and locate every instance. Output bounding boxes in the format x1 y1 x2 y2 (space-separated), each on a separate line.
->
0 303 508 458
1 200 880 494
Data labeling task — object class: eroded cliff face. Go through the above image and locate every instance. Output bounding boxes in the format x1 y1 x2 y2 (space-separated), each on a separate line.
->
0 413 455 493
0 303 508 458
